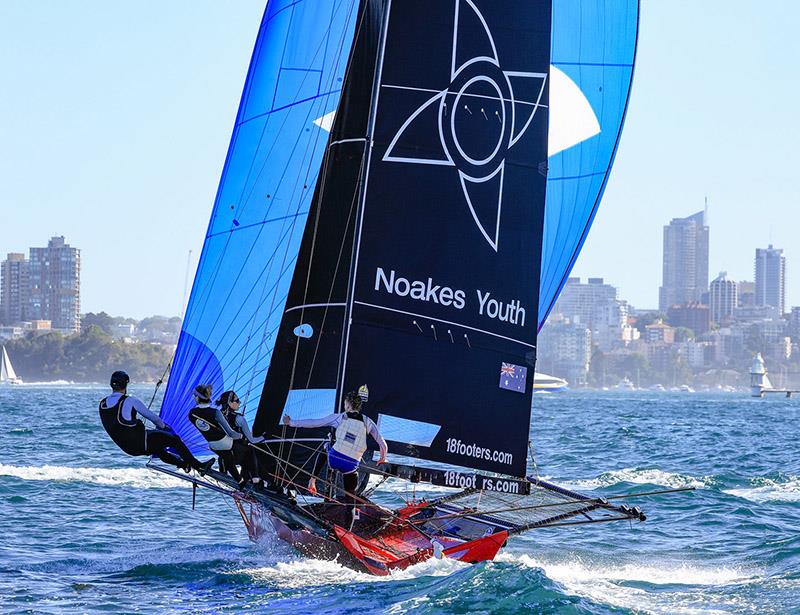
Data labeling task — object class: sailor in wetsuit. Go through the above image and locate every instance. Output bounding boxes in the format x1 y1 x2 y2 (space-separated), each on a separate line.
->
282 389 387 525
218 390 265 488
187 384 247 485
99 371 212 473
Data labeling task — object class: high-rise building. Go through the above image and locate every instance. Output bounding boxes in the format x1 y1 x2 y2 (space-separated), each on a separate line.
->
659 210 709 311
709 271 738 324
537 318 592 386
554 277 617 326
0 253 29 325
737 280 755 307
551 277 635 351
28 236 81 332
755 245 786 314
667 302 711 335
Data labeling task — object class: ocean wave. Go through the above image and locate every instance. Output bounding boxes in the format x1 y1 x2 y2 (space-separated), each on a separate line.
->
503 553 759 614
558 468 709 491
724 476 800 503
0 463 189 489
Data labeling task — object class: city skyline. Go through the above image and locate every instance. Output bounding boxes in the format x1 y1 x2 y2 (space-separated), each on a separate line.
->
2 1 799 318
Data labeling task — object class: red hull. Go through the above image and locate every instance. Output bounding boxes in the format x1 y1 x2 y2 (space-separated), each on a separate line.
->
236 499 508 576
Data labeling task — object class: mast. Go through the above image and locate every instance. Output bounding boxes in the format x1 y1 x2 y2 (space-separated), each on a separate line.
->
337 0 394 407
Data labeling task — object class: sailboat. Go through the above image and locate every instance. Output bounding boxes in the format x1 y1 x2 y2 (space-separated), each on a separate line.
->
0 346 23 386
144 0 654 575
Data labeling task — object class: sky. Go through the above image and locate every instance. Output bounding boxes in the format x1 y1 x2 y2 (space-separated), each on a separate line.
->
1 1 798 319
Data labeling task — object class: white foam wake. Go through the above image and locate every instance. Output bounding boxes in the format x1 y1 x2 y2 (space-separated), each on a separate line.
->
558 468 709 491
724 476 800 503
240 553 468 589
0 463 189 489
501 553 758 615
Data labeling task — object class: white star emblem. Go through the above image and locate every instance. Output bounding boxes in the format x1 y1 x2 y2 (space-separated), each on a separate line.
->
381 0 547 252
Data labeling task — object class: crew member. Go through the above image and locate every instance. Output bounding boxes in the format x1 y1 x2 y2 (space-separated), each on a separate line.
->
99 371 212 473
282 388 387 526
187 384 246 485
218 390 264 487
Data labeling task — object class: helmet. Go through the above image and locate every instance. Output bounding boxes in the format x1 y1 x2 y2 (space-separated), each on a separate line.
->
110 370 130 391
193 384 213 403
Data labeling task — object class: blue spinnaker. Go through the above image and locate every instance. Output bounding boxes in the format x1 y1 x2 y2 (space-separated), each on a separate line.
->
160 0 360 453
539 0 639 329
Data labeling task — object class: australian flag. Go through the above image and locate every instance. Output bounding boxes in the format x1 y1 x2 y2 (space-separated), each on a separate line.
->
499 362 527 393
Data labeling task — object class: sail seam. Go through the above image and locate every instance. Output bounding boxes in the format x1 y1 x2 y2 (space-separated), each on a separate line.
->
353 301 536 349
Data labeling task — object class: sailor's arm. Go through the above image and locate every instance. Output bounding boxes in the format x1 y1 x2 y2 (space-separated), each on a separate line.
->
365 417 388 463
282 413 339 429
215 409 243 439
127 397 167 430
237 415 264 443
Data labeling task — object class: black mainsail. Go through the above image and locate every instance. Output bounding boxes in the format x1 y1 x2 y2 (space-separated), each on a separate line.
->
254 0 550 479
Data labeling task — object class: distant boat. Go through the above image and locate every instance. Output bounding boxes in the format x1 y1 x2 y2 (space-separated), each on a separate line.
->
533 372 568 392
678 384 695 393
649 384 666 392
749 353 796 398
615 377 636 391
0 346 23 385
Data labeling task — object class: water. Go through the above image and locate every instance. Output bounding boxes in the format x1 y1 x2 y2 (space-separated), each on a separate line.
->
1 386 798 614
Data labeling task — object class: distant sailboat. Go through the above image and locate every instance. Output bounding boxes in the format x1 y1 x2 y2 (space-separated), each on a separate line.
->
0 347 23 385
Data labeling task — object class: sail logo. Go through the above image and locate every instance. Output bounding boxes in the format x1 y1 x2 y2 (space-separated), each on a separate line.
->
382 0 547 252
375 267 466 309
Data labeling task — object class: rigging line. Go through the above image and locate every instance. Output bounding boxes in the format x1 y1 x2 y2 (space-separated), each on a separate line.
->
149 360 172 412
250 442 406 519
182 1 358 334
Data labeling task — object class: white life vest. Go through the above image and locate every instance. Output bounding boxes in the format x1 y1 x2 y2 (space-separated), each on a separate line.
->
332 412 368 460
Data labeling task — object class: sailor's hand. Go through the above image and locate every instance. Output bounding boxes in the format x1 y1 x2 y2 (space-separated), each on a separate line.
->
377 455 387 465
282 415 291 426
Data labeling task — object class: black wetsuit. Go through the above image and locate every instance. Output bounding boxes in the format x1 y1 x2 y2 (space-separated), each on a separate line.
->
222 408 261 483
99 394 199 469
188 405 242 483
